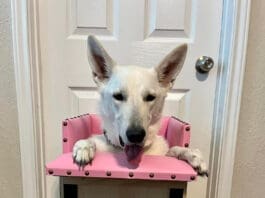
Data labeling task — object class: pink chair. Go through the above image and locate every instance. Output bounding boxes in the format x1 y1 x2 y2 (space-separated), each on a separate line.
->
46 114 196 182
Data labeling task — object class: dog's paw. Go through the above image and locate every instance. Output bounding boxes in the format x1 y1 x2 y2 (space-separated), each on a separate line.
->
72 139 96 168
168 147 208 177
184 149 208 177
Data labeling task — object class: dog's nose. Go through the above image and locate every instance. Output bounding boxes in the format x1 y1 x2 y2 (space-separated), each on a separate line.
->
126 126 146 143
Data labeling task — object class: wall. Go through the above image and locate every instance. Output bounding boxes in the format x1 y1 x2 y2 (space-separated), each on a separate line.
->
0 0 23 197
231 1 265 197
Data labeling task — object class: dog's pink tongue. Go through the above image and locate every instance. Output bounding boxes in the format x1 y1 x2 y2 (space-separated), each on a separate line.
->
125 145 143 162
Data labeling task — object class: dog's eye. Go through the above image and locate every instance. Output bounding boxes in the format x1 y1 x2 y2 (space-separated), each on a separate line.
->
144 94 156 102
113 93 125 101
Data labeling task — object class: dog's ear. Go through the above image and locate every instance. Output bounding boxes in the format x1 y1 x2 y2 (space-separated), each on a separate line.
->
155 44 187 87
87 35 116 85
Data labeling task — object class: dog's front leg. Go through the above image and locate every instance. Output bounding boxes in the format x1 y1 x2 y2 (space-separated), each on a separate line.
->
167 146 208 176
73 134 116 167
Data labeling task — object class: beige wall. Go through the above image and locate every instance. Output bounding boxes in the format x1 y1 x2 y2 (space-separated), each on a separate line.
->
0 0 23 197
231 1 265 198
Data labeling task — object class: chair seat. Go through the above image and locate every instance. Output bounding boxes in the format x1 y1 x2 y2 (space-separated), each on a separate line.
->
46 152 197 181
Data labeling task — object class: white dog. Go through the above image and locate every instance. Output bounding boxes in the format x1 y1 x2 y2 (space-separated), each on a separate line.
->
73 36 208 176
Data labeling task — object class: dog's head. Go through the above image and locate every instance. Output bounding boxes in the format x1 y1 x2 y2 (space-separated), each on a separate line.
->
87 36 187 157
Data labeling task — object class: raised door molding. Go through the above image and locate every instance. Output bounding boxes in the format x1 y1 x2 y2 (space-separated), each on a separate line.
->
11 0 46 197
206 0 251 197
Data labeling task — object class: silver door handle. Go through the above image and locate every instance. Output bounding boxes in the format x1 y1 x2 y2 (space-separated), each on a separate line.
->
195 56 214 73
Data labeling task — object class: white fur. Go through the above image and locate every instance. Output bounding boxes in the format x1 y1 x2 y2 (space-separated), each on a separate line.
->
73 36 208 176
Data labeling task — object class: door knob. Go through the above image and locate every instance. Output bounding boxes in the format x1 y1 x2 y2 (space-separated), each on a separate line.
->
195 56 214 73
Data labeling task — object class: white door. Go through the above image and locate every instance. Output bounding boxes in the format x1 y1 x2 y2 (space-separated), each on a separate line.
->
39 0 222 197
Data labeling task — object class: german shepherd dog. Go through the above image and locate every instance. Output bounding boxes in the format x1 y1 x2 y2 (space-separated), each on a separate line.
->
73 36 208 176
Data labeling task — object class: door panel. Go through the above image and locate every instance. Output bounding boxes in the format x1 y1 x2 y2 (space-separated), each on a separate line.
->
145 0 192 39
39 0 222 197
68 0 119 37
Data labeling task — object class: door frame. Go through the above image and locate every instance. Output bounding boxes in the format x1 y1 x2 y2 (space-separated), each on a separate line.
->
11 0 251 197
